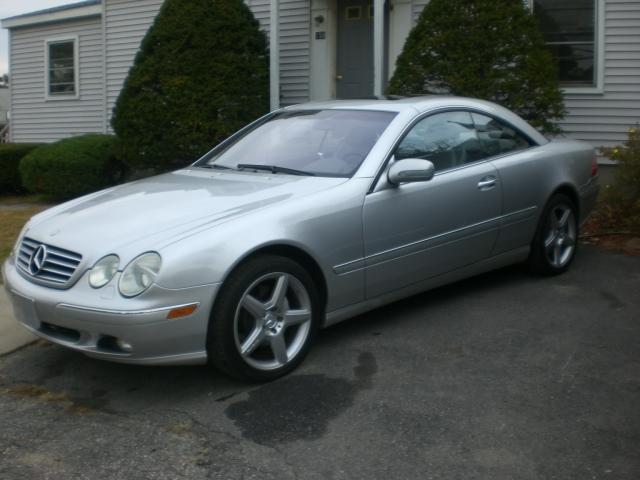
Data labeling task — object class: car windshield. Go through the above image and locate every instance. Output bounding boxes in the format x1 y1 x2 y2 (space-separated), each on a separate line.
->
203 109 397 177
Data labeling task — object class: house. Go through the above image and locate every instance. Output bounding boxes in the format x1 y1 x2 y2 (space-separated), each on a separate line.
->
1 0 638 158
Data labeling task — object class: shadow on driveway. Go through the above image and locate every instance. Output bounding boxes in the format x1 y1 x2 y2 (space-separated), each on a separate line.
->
1 246 639 479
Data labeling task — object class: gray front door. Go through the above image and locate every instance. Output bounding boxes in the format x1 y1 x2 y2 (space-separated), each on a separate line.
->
336 0 374 99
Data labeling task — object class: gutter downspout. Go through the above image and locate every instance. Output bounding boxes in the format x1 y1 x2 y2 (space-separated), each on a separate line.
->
102 0 108 133
269 0 280 110
373 0 385 97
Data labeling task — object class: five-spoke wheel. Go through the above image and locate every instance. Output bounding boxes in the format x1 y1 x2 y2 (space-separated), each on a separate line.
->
543 203 577 269
528 193 579 275
235 272 312 370
207 255 319 381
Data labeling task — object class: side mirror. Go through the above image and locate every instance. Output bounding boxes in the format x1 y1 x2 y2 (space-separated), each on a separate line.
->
387 158 435 185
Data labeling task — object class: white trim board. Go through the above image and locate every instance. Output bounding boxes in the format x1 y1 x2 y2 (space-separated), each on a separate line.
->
269 0 280 110
563 0 605 95
44 35 80 101
1 4 101 29
528 0 605 95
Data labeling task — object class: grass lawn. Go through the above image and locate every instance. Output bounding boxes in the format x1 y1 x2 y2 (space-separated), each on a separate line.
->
0 196 54 270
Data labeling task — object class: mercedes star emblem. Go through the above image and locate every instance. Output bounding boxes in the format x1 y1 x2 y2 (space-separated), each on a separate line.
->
28 245 48 275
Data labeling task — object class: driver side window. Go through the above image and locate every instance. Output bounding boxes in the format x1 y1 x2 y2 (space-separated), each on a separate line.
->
394 111 482 173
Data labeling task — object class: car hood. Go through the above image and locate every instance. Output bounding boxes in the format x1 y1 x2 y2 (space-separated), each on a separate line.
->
26 168 347 258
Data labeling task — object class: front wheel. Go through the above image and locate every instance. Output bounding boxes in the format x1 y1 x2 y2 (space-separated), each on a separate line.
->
207 255 320 382
528 193 579 275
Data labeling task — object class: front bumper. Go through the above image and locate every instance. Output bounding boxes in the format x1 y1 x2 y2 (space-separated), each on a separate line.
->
2 256 220 365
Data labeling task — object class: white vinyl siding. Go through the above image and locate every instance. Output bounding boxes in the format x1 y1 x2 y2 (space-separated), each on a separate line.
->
562 0 640 149
0 88 9 123
412 0 429 24
9 17 103 143
277 0 311 105
247 0 311 106
247 0 271 31
104 0 165 130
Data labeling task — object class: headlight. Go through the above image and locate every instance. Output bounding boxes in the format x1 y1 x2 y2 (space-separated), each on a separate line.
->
118 252 162 297
89 255 119 288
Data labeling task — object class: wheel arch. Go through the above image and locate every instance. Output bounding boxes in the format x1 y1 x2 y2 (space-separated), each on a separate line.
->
550 183 580 218
215 242 329 317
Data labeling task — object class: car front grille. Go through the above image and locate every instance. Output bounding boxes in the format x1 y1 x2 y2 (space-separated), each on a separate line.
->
16 237 83 286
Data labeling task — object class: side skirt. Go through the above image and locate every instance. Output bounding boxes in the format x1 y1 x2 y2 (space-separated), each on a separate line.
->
323 246 530 327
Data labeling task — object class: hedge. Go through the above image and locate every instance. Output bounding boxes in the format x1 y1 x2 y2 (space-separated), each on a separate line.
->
0 143 42 194
19 134 124 199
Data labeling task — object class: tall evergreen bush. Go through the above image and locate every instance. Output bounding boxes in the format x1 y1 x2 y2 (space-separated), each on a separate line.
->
111 0 269 174
387 0 565 134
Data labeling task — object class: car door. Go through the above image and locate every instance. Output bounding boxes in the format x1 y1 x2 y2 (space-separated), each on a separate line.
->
363 111 502 298
470 112 546 255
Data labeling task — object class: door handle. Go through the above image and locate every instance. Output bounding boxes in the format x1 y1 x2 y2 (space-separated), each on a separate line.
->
477 176 497 190
336 74 343 81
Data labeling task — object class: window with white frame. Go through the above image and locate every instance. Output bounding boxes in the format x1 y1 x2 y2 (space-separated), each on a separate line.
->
532 0 598 88
46 37 78 97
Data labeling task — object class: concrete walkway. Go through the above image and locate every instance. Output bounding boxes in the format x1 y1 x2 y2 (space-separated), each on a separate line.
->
0 287 36 355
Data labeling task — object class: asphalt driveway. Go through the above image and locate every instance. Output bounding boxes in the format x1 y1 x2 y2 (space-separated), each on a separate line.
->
1 246 639 479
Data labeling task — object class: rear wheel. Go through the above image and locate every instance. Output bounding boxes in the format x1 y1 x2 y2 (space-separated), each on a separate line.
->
207 255 320 381
528 193 578 275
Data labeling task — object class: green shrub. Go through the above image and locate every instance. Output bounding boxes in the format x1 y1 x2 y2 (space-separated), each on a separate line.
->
387 0 566 134
0 143 41 194
601 125 640 203
19 135 123 199
599 125 640 231
111 0 269 175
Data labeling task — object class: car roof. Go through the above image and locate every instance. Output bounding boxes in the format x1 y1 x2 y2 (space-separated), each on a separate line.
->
284 96 437 113
284 96 549 145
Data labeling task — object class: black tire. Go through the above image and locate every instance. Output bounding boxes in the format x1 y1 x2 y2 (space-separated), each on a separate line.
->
527 193 579 275
207 254 320 382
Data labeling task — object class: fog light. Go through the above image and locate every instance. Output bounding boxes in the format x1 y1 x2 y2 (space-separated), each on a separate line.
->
116 339 133 353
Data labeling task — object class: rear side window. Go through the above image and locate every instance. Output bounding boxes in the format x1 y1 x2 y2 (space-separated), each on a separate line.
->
471 113 532 157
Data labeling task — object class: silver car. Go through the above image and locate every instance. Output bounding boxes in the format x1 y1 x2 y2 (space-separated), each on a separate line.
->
2 97 599 381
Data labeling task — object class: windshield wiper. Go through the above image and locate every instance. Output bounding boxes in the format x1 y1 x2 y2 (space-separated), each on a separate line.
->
236 164 315 176
198 163 234 170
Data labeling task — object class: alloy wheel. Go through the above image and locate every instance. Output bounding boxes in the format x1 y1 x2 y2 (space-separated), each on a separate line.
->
233 272 312 371
543 204 577 268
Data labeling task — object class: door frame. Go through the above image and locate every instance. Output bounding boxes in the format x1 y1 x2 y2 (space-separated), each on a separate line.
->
310 0 393 101
310 0 339 101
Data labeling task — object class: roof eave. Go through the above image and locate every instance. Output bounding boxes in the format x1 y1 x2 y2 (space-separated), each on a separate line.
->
1 4 102 30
